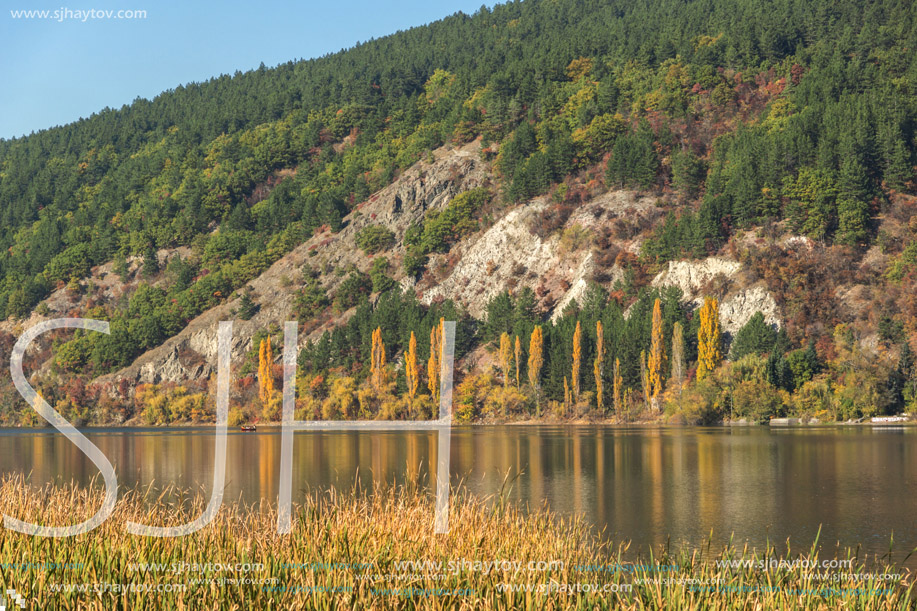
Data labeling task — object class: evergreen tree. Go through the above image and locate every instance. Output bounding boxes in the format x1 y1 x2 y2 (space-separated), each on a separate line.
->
766 347 793 391
729 312 777 360
885 138 912 190
142 246 160 278
237 288 258 320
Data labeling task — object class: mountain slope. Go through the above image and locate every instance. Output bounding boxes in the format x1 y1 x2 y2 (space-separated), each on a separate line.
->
1 0 917 425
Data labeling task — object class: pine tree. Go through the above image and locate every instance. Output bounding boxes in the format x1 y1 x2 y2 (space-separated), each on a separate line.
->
697 297 722 380
836 137 871 245
885 138 912 191
237 288 258 320
729 312 777 360
142 246 159 278
258 337 274 403
528 326 544 416
114 252 129 282
571 320 582 401
670 321 685 394
405 331 419 405
766 347 792 391
594 320 605 413
499 332 513 388
647 298 666 407
514 335 522 388
836 196 870 246
613 357 623 419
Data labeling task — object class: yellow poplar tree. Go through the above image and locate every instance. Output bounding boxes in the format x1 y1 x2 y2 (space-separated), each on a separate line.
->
499 332 512 388
594 320 605 413
405 331 419 404
647 298 666 406
428 318 444 401
528 326 544 415
258 337 274 402
571 320 582 401
514 336 522 388
370 327 387 392
612 357 623 419
697 297 723 380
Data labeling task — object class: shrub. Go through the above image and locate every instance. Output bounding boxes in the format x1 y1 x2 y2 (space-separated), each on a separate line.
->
355 225 396 255
332 271 371 313
370 257 396 293
731 379 783 422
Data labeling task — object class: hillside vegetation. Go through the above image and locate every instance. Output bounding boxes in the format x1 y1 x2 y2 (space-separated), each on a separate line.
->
1 0 917 425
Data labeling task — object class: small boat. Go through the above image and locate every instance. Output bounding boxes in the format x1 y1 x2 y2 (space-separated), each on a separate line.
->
240 424 257 432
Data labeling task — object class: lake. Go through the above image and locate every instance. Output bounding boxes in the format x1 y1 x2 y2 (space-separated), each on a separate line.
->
2 425 916 563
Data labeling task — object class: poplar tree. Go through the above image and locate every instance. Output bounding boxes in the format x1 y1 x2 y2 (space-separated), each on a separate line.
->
514 335 522 388
594 320 605 413
528 326 544 415
428 318 444 402
258 337 274 403
405 331 419 404
670 321 685 394
499 332 513 388
697 297 723 380
564 376 571 414
613 357 623 419
370 327 386 392
571 320 582 401
640 350 651 408
647 298 666 406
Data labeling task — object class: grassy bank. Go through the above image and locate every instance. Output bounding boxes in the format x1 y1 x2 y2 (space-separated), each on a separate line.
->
0 475 912 609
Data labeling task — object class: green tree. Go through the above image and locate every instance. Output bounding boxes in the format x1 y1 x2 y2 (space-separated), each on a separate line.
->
729 312 778 360
237 288 258 320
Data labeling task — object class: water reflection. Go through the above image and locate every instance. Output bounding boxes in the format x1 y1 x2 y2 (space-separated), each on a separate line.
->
1 425 915 563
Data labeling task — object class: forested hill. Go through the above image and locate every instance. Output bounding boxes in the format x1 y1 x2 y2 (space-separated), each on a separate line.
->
1 0 917 425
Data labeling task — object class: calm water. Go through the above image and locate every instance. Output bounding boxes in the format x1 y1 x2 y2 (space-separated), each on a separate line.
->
2 425 916 562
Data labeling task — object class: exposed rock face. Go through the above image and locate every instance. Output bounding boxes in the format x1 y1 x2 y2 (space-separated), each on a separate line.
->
650 257 742 302
650 257 780 335
85 141 780 392
420 190 652 319
719 286 780 335
94 141 488 389
421 197 567 318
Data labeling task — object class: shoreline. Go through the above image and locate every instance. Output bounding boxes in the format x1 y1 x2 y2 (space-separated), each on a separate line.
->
1 418 915 431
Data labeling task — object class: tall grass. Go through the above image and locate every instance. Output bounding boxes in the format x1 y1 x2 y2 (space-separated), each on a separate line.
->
0 474 912 609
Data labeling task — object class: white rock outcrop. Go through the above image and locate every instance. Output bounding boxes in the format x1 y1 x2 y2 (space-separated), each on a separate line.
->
651 257 780 335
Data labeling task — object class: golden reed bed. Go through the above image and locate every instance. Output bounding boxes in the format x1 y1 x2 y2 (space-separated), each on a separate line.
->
0 474 912 610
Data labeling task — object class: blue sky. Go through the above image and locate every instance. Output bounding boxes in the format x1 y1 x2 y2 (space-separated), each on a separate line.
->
0 0 495 139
